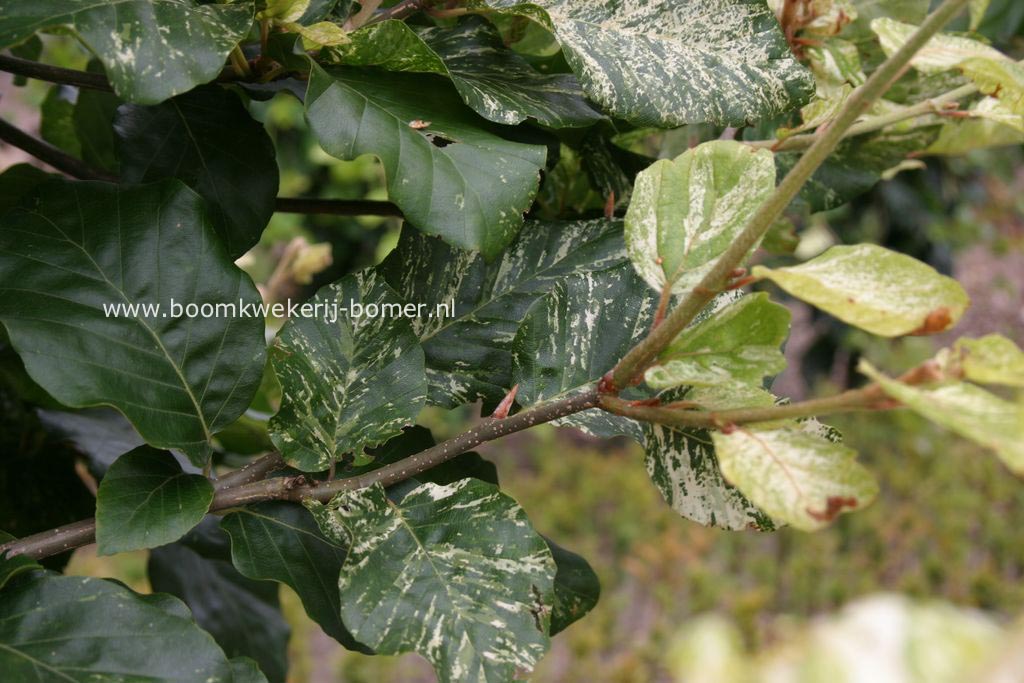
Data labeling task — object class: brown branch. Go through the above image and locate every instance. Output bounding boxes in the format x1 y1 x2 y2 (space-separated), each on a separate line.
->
0 387 599 560
0 117 117 181
0 120 403 217
213 453 286 491
0 54 239 92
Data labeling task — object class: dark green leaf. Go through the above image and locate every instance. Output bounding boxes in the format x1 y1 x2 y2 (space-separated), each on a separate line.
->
40 85 82 159
36 407 146 479
0 178 267 465
115 86 280 258
0 0 253 104
268 270 426 472
512 263 654 440
230 657 271 683
74 61 122 173
149 517 290 683
0 573 237 681
545 536 599 635
95 445 214 555
221 501 371 653
333 17 603 128
8 35 41 86
480 0 814 126
306 479 556 682
378 218 627 408
304 65 546 257
0 163 53 216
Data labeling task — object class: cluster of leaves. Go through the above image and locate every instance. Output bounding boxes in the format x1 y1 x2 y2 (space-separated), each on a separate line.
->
0 0 1023 681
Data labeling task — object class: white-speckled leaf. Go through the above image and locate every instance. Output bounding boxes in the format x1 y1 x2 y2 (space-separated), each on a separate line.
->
268 271 427 472
512 263 656 441
377 219 628 408
645 293 790 390
713 426 879 531
304 64 546 258
330 18 603 128
871 17 1005 72
306 480 556 683
752 244 969 336
626 141 776 296
860 360 1024 474
0 0 253 105
952 335 1024 387
643 420 776 531
481 0 814 126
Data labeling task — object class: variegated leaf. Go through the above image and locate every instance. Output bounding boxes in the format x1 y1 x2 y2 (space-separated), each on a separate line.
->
304 64 546 258
951 335 1024 388
959 57 1024 114
377 219 627 409
646 293 790 391
268 271 427 472
927 98 1024 154
643 420 776 531
512 264 656 441
713 426 879 531
330 17 603 128
860 361 1024 474
752 244 969 337
626 141 776 296
481 0 814 127
871 17 1004 72
0 0 253 105
306 480 556 683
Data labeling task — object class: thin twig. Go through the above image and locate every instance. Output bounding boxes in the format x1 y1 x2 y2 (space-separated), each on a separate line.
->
0 120 403 217
608 0 971 391
0 54 240 92
213 453 286 491
0 387 599 560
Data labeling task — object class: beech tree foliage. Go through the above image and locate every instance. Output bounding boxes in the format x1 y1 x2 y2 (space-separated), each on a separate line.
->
0 0 1022 681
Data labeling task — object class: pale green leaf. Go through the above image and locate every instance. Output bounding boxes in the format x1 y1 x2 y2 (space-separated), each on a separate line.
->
871 17 1005 72
0 0 253 104
752 244 969 337
953 334 1024 387
268 270 426 472
482 0 815 126
306 480 556 683
645 293 790 391
95 446 214 555
0 574 237 682
304 64 546 258
643 421 775 531
378 219 627 408
713 426 878 531
0 179 267 465
927 97 1024 154
959 57 1024 114
970 0 992 30
861 361 1024 474
331 18 603 128
512 264 655 440
626 141 776 296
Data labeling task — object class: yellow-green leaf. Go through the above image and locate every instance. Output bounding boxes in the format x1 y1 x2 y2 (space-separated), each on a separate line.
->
960 57 1024 114
713 426 879 531
626 141 776 296
752 244 969 337
860 360 1024 474
953 335 1024 387
871 17 1004 72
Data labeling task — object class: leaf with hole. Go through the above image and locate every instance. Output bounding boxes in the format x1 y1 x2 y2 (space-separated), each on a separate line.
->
752 244 969 337
0 178 267 465
268 270 426 472
306 479 556 683
304 65 546 258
